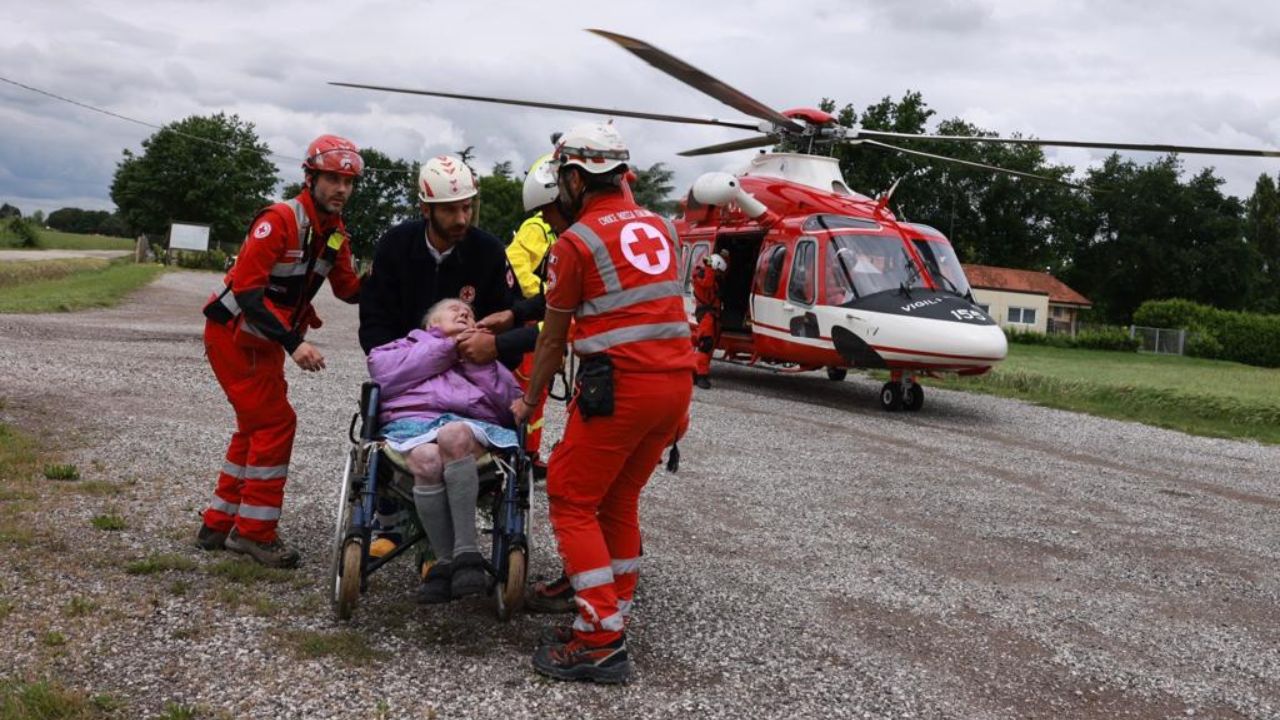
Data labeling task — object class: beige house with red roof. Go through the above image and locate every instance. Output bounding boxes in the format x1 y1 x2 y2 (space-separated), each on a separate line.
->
961 264 1093 335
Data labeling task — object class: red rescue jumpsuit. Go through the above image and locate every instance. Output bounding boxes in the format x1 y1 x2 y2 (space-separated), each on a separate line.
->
691 262 721 377
201 191 360 543
543 193 695 647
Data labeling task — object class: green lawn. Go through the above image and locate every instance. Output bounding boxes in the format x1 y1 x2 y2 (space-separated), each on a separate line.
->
0 260 164 313
935 344 1280 444
0 219 133 251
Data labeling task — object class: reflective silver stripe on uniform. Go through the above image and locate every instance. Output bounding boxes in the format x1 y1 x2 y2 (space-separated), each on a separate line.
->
240 322 269 340
208 496 239 515
220 461 245 479
217 284 240 314
569 566 614 592
270 262 309 277
569 222 622 294
598 611 626 632
574 321 691 355
241 463 288 480
238 503 281 521
659 217 679 247
313 259 333 277
284 197 310 235
572 615 597 632
611 557 640 575
577 280 683 318
617 598 634 617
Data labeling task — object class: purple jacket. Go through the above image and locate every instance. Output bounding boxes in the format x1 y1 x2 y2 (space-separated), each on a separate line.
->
367 328 521 426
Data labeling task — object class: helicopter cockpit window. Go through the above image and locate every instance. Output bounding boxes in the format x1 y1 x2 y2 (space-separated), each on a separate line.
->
803 214 881 233
828 234 926 298
787 239 817 305
760 245 787 296
911 239 972 297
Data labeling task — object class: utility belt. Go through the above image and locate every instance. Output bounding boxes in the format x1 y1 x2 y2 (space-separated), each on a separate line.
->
694 304 720 322
573 353 614 419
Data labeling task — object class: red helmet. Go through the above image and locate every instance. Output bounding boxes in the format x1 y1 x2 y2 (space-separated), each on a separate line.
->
303 134 364 177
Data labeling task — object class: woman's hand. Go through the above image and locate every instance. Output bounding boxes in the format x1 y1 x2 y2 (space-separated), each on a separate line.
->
511 395 535 425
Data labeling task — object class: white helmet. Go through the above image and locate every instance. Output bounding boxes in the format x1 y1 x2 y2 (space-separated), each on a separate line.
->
552 121 630 175
522 154 558 212
418 155 478 203
705 253 728 273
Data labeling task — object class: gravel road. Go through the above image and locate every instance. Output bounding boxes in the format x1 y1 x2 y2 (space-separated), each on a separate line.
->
1 270 1276 719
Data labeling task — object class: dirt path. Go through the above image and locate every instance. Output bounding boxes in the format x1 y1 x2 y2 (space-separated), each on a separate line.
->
1 271 1276 719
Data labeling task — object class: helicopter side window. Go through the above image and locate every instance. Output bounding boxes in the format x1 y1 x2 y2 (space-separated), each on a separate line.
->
760 245 787 296
683 242 710 292
787 239 816 306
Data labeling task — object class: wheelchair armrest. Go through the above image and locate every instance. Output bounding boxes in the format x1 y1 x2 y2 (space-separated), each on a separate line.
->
358 381 382 442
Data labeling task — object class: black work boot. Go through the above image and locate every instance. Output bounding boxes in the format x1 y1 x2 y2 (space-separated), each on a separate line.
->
450 551 487 598
694 374 711 389
416 561 453 604
526 573 576 614
195 523 228 551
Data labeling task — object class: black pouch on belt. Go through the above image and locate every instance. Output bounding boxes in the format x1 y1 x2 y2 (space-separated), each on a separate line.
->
575 353 614 419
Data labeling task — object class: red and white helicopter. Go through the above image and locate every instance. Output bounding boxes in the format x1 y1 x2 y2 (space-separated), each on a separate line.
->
333 30 1279 411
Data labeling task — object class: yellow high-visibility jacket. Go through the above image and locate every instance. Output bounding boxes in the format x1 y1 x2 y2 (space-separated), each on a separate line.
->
507 212 556 299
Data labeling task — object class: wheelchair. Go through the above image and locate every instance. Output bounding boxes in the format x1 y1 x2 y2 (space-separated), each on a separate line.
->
330 381 533 621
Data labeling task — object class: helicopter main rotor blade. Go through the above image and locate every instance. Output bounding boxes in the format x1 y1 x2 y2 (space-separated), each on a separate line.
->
858 129 1280 159
859 139 1094 191
678 135 780 157
588 29 802 133
329 81 760 131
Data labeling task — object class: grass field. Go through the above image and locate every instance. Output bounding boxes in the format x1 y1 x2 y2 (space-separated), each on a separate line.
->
0 259 164 313
934 344 1280 444
0 219 133 251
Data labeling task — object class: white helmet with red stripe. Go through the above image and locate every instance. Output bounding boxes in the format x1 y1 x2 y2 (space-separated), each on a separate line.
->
418 154 478 203
552 121 630 175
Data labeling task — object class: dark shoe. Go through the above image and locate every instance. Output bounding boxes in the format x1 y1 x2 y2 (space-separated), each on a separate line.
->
526 573 576 614
450 551 487 598
196 523 227 551
531 459 548 482
538 623 574 647
416 561 453 605
694 375 711 389
532 637 632 684
224 528 299 569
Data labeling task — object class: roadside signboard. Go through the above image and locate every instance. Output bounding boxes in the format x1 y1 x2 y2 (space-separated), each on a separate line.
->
169 222 211 252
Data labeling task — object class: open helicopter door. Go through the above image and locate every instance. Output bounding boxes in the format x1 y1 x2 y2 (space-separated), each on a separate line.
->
714 232 763 335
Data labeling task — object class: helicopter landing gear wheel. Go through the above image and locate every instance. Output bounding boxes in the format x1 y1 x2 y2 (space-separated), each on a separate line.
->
335 538 362 621
826 367 848 382
879 382 903 411
903 383 924 412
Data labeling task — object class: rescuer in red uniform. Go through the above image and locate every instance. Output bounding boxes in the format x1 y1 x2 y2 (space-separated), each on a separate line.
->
196 134 364 568
691 249 728 389
512 121 694 684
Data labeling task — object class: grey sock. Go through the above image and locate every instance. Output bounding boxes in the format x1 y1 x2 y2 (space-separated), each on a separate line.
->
443 457 480 558
412 484 453 563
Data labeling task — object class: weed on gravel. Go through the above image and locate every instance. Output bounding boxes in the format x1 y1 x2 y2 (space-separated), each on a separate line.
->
89 514 126 531
205 558 293 584
280 628 380 665
125 554 197 575
63 597 97 618
42 464 79 481
0 679 104 720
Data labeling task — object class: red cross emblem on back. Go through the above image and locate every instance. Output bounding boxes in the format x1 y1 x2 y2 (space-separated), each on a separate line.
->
620 222 670 275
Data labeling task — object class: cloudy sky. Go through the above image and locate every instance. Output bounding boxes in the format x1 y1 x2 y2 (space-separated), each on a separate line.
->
3 0 1278 216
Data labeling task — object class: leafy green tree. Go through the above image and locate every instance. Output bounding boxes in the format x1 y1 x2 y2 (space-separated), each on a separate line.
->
0 203 20 219
1245 173 1280 312
631 162 680 217
282 147 419 261
31 210 44 226
45 208 130 236
9 217 40 247
476 161 524 244
110 113 277 247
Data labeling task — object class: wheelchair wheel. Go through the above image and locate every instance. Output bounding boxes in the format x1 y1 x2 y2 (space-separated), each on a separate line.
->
330 449 356 604
335 538 362 621
494 547 526 621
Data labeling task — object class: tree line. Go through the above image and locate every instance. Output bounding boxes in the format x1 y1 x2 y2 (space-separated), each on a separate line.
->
32 103 1278 324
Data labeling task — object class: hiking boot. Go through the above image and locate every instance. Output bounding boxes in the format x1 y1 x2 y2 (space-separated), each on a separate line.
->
195 523 227 551
531 459 548 482
224 528 299 569
416 561 453 604
526 573 576 614
450 551 487 598
532 637 632 684
694 374 711 389
538 623 574 646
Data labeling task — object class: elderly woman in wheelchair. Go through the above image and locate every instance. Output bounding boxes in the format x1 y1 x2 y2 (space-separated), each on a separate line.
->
365 298 522 604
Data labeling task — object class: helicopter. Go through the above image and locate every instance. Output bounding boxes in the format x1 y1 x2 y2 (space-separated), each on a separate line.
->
332 29 1280 411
